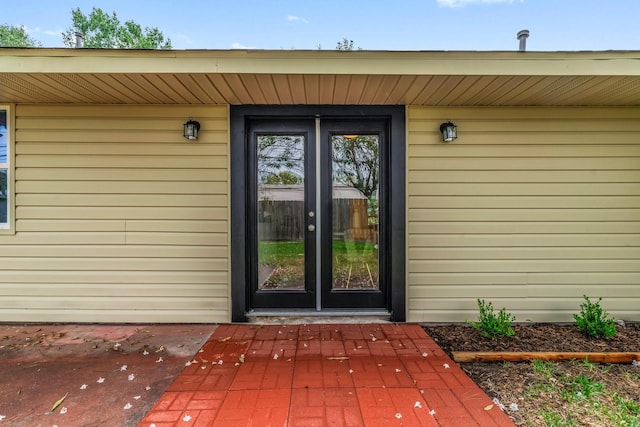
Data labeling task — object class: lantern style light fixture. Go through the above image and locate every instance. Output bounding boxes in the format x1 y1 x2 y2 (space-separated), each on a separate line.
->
439 121 457 142
183 118 201 140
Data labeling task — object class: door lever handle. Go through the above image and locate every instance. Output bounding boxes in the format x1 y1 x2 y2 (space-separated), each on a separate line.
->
307 224 316 232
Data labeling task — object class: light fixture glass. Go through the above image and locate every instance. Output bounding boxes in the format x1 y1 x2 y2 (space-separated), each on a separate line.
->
183 118 200 140
439 121 457 142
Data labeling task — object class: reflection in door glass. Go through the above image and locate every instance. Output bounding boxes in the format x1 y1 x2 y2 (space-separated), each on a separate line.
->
331 134 379 290
257 135 305 290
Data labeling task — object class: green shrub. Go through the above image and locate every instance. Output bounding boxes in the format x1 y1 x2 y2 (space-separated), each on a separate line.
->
467 299 516 339
573 295 617 338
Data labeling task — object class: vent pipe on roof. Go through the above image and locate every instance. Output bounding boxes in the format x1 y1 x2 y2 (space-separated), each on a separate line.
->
75 32 84 48
517 29 529 51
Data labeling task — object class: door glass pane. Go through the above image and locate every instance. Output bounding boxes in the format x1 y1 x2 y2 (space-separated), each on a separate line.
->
257 135 305 290
331 134 379 290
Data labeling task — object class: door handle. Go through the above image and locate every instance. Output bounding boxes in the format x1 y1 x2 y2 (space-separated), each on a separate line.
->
307 224 316 232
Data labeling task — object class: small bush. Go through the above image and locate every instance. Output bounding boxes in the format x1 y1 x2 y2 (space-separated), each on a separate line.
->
573 295 617 338
467 299 516 339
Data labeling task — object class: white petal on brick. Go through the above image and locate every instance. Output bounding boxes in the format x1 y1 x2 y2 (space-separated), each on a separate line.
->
133 396 141 400
185 361 192 366
156 357 164 363
60 407 68 414
183 415 192 422
0 415 5 421
395 413 402 419
97 377 105 383
422 352 428 358
80 384 88 390
395 368 402 373
143 350 149 356
128 374 135 381
414 401 422 408
120 365 128 371
429 409 436 416
123 403 132 410
273 354 279 360
443 363 450 369
145 386 151 391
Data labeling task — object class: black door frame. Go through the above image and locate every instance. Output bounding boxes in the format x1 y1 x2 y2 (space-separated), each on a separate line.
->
230 105 406 322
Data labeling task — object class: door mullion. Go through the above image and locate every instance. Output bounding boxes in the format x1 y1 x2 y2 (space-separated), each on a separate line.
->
315 117 322 311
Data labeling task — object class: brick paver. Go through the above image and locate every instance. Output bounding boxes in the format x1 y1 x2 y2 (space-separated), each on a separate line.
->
138 324 515 427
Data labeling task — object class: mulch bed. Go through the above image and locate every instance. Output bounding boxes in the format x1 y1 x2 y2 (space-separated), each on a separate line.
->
423 323 640 427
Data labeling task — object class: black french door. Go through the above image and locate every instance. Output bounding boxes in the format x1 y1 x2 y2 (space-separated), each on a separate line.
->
247 118 389 310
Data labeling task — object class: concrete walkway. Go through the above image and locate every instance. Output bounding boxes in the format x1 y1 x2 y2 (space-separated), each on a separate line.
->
139 323 515 426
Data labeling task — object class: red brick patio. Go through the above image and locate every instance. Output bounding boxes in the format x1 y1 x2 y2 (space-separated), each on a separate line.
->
139 323 515 426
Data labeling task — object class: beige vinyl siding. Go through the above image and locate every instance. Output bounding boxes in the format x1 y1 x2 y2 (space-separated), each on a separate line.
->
407 106 640 323
0 104 229 323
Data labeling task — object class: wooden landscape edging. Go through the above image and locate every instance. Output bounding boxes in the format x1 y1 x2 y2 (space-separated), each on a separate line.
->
452 351 640 363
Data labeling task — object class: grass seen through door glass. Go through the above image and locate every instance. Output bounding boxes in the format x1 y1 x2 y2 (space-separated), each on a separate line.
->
258 241 378 288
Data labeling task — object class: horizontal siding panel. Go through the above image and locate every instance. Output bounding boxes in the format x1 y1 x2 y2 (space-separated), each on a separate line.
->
125 220 227 233
16 181 227 194
408 272 640 285
408 259 640 273
16 155 228 169
15 130 228 144
407 157 640 170
408 284 639 299
16 168 229 182
16 207 227 220
408 208 640 221
406 170 640 183
406 107 640 121
408 221 640 234
0 258 227 271
0 244 227 258
408 118 640 132
409 144 640 158
0 309 229 323
15 219 228 233
16 142 228 156
18 116 229 131
408 297 633 312
408 234 640 247
1 271 228 284
407 132 640 145
407 182 640 195
17 194 228 207
16 219 126 232
0 283 228 298
408 247 640 259
17 104 228 118
125 232 228 246
3 232 126 245
0 296 227 310
409 195 640 208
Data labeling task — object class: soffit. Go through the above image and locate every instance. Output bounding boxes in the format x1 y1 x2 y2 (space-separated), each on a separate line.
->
1 49 640 106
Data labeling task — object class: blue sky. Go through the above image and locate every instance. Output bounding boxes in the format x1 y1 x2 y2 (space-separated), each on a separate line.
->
3 0 639 51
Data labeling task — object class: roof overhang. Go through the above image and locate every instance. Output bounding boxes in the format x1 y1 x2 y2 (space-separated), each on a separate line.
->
1 48 640 106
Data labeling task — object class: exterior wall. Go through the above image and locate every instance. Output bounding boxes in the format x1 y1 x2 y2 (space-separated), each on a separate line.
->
0 104 230 323
407 106 640 323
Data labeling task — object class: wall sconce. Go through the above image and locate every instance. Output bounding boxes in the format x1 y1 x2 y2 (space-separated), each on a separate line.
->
183 118 201 140
439 121 457 142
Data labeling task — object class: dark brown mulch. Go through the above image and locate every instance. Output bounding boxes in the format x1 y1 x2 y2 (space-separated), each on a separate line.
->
424 323 640 355
423 323 640 427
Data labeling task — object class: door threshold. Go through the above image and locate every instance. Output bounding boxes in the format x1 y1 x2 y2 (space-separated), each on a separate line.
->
246 310 392 324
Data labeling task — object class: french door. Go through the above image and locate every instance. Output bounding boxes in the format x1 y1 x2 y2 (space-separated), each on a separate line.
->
247 118 389 310
231 106 405 321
